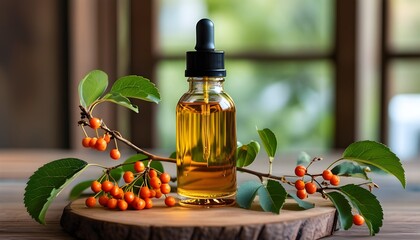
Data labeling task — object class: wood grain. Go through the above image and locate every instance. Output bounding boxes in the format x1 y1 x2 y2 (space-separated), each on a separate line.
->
61 197 337 240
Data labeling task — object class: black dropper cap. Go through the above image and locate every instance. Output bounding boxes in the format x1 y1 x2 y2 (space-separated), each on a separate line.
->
185 19 226 77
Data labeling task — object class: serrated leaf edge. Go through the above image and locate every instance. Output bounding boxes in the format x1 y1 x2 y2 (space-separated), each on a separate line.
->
342 140 406 188
339 184 384 236
110 75 161 104
24 160 90 224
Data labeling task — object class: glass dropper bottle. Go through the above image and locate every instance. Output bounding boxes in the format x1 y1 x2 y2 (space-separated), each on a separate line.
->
176 18 237 207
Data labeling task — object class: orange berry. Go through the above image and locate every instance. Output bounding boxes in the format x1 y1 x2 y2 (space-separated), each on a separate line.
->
110 148 121 160
154 188 163 199
294 179 305 190
134 161 145 173
150 176 162 189
110 186 121 198
297 189 307 199
149 169 158 178
95 137 107 151
322 169 333 181
149 189 156 198
144 198 153 209
104 133 111 143
123 171 134 183
82 137 91 148
131 197 145 210
101 180 114 193
117 188 124 199
89 117 101 129
165 196 176 207
89 137 98 148
160 183 171 194
294 165 307 177
98 195 109 206
85 196 96 208
90 180 102 193
107 198 117 209
160 172 171 184
305 182 317 194
330 175 340 186
140 186 151 199
117 199 128 211
124 191 135 204
353 214 365 226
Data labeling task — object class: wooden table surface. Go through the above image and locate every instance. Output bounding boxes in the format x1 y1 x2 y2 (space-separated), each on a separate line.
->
1 149 419 239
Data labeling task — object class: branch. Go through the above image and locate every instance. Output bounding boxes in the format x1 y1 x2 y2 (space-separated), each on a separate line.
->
79 105 297 185
79 105 176 164
237 167 295 186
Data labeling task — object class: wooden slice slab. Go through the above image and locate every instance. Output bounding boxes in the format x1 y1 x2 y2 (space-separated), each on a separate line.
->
60 196 337 240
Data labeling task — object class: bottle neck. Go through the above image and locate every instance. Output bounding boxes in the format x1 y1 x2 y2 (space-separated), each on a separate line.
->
188 77 225 93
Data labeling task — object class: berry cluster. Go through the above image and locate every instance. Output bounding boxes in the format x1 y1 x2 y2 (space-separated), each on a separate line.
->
81 117 121 160
85 161 176 211
293 165 341 200
293 164 365 226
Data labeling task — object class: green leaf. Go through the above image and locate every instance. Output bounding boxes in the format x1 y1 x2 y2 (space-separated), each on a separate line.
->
257 128 277 158
331 162 369 180
103 92 138 113
236 180 263 209
148 160 164 173
121 153 149 172
297 152 311 166
109 167 123 182
110 75 160 103
78 70 108 108
68 180 93 200
340 184 384 235
169 151 176 159
24 158 89 224
257 180 287 214
288 193 315 210
342 140 405 188
236 141 260 167
326 191 353 230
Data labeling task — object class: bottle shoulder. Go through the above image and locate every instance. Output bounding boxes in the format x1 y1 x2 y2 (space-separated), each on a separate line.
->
177 92 235 111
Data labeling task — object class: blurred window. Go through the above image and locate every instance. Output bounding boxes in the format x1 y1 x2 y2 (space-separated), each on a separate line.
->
70 0 420 160
384 0 420 159
155 0 335 152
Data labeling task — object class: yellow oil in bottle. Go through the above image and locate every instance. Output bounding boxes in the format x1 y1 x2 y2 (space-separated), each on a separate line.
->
177 18 236 206
176 101 237 206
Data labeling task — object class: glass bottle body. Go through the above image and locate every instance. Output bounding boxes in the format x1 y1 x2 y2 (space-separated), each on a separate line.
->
176 77 237 207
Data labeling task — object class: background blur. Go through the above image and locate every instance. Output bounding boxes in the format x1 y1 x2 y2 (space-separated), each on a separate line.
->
1 0 419 160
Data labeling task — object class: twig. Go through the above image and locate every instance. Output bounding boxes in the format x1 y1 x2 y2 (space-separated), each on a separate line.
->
79 105 175 164
79 105 319 187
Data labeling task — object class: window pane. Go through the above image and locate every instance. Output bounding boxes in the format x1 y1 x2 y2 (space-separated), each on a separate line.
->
389 61 420 94
158 0 333 54
389 0 420 51
156 60 334 152
388 60 420 160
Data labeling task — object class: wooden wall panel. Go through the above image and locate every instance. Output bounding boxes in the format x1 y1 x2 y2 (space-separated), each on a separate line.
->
0 0 68 148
